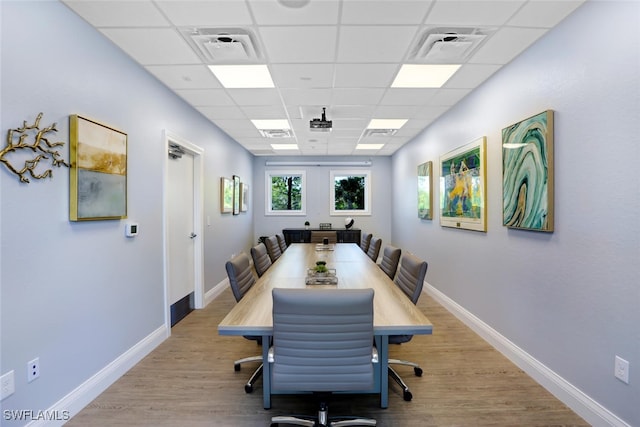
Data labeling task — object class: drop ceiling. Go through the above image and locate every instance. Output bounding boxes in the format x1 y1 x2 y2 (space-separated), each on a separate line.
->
62 0 585 156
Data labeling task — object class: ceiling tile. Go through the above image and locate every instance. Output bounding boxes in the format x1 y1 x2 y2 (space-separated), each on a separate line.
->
280 88 333 107
425 1 525 26
240 105 288 119
259 26 337 63
508 1 585 28
469 27 547 64
249 0 339 25
331 88 386 106
380 88 438 105
341 1 433 25
444 64 501 89
63 1 169 27
175 89 234 106
101 28 200 64
429 88 471 106
155 1 253 26
270 64 335 89
226 89 282 106
373 105 421 119
333 64 399 88
197 106 246 120
337 26 419 63
145 65 222 89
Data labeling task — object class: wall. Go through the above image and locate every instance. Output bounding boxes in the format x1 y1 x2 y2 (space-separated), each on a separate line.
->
391 1 639 425
0 1 253 424
252 156 392 247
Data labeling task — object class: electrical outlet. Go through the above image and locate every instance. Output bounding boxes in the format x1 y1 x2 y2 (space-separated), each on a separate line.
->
1 370 15 400
27 358 40 383
614 355 629 384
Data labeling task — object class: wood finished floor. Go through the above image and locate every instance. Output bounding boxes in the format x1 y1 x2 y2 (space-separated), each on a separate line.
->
67 289 589 426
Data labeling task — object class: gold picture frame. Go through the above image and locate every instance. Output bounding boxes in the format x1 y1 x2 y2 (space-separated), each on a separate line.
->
69 115 127 221
220 177 233 214
439 137 487 232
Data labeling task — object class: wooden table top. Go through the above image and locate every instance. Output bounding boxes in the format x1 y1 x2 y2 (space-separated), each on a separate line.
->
218 243 433 336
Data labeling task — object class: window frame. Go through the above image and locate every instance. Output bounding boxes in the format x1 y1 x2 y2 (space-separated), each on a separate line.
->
265 169 307 216
329 169 371 216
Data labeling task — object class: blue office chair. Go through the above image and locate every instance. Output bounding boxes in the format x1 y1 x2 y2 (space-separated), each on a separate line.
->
265 235 283 262
366 237 382 262
276 233 288 253
225 253 263 393
269 288 377 427
389 252 428 401
250 242 272 278
379 245 401 280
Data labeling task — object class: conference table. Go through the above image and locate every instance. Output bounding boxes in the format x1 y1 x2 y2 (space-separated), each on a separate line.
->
218 243 433 409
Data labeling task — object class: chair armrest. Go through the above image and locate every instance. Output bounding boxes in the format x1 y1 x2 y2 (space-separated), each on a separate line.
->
372 347 378 364
268 346 274 363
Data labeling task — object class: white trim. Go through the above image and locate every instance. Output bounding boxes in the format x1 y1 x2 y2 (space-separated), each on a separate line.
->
329 169 371 216
264 169 307 216
162 130 205 333
205 279 229 307
27 326 168 427
424 282 631 427
265 160 372 167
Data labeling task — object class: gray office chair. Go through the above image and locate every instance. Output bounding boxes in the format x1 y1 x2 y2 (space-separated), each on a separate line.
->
366 237 382 262
265 235 283 262
225 253 263 394
389 252 428 401
250 243 272 278
359 232 372 253
269 288 377 427
379 245 401 280
276 233 288 253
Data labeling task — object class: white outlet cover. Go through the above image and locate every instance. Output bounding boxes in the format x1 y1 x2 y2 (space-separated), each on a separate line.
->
1 370 15 400
615 355 630 384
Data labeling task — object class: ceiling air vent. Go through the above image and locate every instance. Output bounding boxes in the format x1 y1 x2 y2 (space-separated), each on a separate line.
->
182 28 260 63
412 27 494 63
362 129 398 138
258 129 294 138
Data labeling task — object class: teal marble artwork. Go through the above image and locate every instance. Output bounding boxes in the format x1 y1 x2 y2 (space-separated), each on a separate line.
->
502 110 554 232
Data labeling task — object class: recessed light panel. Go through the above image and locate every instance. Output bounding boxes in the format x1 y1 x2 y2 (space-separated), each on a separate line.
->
356 143 384 150
208 65 275 88
271 144 299 150
251 119 291 130
391 64 461 88
367 119 408 129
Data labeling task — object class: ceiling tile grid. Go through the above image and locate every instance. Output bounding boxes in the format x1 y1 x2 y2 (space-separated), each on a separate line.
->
62 0 586 156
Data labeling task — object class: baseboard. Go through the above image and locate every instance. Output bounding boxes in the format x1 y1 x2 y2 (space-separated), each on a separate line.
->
204 279 228 307
27 325 169 427
424 282 630 427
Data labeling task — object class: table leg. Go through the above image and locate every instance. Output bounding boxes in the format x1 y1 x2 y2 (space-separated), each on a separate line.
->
378 335 389 408
262 334 272 409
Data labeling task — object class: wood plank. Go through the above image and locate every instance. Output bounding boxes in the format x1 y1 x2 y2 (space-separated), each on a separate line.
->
67 287 589 426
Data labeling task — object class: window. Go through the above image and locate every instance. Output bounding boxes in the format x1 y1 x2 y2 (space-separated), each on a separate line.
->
265 170 306 216
330 170 371 216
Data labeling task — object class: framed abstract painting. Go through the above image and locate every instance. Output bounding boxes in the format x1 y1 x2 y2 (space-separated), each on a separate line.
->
502 110 554 232
439 137 487 232
417 161 432 220
69 115 127 221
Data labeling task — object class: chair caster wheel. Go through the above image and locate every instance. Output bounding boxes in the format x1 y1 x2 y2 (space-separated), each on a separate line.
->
234 363 241 372
245 384 253 393
403 390 413 401
414 367 423 377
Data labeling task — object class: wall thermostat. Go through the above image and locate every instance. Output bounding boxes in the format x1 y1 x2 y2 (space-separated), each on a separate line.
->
125 222 139 237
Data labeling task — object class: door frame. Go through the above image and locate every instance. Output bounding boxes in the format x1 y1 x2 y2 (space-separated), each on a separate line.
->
162 130 204 331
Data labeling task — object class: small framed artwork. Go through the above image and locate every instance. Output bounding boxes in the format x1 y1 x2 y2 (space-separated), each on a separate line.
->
69 115 127 221
439 137 487 232
240 182 249 212
232 175 241 215
220 177 233 214
417 161 432 220
502 110 554 232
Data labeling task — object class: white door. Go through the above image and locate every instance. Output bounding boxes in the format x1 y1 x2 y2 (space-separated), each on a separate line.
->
168 150 195 308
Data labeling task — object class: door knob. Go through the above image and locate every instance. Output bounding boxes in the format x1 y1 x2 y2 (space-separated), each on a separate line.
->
189 232 197 239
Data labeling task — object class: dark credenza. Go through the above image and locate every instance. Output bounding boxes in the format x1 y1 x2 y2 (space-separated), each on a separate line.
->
282 228 361 245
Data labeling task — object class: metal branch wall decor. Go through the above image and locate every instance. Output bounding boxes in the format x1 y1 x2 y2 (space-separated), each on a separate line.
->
1 112 70 183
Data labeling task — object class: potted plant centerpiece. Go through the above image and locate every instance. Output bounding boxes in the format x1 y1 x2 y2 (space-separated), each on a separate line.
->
314 260 328 275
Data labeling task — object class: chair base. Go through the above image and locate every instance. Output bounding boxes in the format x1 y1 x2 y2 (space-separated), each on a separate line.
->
271 402 376 427
388 359 423 402
233 356 263 394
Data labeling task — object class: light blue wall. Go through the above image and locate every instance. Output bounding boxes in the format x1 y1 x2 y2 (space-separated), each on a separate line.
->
391 1 639 425
0 1 253 424
252 156 392 246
